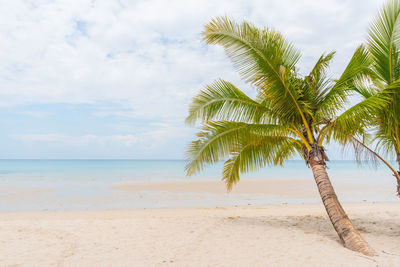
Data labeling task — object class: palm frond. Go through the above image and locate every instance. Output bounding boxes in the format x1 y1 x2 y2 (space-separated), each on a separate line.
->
303 52 335 109
309 51 335 84
352 76 381 99
222 138 301 191
317 45 372 119
203 17 313 133
343 136 400 192
185 79 274 125
185 121 292 176
374 124 400 158
329 85 395 143
367 0 400 84
341 135 379 165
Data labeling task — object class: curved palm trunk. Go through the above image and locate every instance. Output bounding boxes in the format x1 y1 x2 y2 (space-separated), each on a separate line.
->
310 159 375 256
397 154 400 196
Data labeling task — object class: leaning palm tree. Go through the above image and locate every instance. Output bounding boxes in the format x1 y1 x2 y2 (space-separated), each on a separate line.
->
185 17 377 256
333 0 400 195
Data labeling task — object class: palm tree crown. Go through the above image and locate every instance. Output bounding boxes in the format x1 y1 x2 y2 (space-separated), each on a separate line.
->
185 17 373 190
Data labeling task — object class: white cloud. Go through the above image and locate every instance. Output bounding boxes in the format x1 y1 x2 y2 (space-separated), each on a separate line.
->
0 0 386 118
10 121 191 149
16 111 51 117
0 0 241 121
11 133 139 147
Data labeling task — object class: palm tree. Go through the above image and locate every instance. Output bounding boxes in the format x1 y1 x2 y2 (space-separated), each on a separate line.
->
333 0 400 195
185 17 377 256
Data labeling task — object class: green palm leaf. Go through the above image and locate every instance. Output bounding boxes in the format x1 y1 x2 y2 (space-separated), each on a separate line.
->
330 84 395 143
368 0 400 84
222 137 300 191
185 121 293 176
185 79 274 125
317 45 372 119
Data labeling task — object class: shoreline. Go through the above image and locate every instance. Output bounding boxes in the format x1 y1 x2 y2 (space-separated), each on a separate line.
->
0 201 398 214
0 178 398 212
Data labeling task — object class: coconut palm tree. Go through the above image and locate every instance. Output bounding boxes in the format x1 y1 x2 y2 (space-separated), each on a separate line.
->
185 17 378 256
332 0 400 195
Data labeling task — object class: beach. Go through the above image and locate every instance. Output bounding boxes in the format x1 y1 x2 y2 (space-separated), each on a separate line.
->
3 0 400 265
1 203 399 266
1 160 399 266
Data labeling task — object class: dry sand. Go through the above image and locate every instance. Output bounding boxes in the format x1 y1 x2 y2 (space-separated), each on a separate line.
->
113 179 318 197
0 203 399 266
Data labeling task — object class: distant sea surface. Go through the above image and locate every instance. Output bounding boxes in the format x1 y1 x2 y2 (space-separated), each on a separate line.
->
0 160 398 211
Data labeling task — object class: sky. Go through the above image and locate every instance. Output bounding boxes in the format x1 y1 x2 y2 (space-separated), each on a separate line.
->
0 0 386 159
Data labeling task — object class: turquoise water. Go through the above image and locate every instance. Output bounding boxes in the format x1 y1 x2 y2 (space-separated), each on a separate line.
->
0 159 394 181
0 160 397 211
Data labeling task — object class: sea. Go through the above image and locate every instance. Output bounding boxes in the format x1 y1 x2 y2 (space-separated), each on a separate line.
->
0 159 398 211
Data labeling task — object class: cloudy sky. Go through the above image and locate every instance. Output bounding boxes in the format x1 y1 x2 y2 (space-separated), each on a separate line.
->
0 0 385 159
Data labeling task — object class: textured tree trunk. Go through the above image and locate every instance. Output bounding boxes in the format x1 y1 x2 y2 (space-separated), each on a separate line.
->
397 154 400 196
397 153 400 169
310 158 376 256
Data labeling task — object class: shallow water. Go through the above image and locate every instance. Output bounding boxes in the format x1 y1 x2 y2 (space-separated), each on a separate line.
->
0 160 398 211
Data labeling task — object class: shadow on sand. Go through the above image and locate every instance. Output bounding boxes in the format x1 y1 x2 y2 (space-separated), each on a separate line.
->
222 213 400 246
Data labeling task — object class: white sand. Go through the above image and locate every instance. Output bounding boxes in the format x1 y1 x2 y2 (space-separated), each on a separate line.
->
113 179 318 197
0 203 399 266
